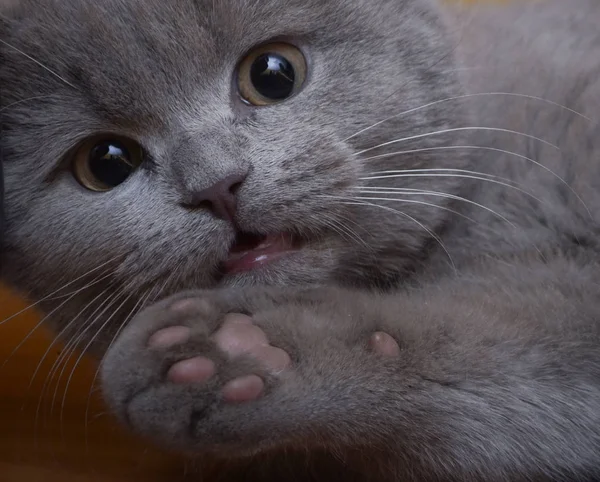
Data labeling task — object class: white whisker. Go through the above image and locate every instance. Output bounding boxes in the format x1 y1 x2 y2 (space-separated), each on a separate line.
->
363 167 518 184
25 285 113 394
361 145 541 172
348 193 478 224
359 173 545 206
50 291 124 414
0 254 121 326
84 289 152 457
363 168 529 195
34 286 118 456
357 144 592 217
321 213 372 250
320 194 456 272
0 270 114 369
354 127 559 157
343 92 591 142
32 287 118 454
352 189 515 227
0 38 78 90
59 292 133 441
0 95 64 114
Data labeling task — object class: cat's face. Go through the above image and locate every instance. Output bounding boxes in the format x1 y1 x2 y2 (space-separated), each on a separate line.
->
1 0 469 346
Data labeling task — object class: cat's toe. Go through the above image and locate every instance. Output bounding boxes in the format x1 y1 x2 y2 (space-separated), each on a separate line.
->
148 325 192 348
160 313 291 400
369 331 401 357
221 375 265 403
213 313 292 375
167 356 216 384
101 291 293 450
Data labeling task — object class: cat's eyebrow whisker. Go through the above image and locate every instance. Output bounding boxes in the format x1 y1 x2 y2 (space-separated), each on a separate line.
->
0 95 68 114
320 194 457 273
0 254 122 326
0 38 78 90
351 189 515 228
342 92 591 142
353 127 559 157
359 173 545 206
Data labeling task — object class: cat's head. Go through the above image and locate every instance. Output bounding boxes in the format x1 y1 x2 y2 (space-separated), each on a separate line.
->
1 0 469 347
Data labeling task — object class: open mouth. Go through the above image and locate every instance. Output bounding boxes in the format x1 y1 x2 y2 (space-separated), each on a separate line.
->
223 232 302 275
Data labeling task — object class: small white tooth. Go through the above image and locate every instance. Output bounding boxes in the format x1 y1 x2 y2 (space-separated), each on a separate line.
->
254 255 268 262
256 242 272 250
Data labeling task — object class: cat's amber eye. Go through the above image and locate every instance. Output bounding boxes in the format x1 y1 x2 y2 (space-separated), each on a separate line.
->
71 136 144 192
237 42 307 106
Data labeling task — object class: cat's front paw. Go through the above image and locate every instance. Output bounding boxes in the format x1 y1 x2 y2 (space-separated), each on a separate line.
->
101 287 401 454
100 290 294 453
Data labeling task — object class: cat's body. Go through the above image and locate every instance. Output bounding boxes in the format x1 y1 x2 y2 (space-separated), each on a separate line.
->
2 0 600 480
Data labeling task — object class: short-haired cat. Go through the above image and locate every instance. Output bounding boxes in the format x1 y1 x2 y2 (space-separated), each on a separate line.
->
1 0 600 480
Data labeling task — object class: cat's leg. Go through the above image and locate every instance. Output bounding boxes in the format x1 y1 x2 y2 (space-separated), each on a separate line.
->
101 258 600 480
101 287 401 456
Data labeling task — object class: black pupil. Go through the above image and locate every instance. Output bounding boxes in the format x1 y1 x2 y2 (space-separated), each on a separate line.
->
88 141 134 187
250 53 295 100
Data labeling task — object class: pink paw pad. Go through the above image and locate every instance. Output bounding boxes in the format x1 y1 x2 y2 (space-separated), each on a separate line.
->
222 375 265 403
168 356 216 384
214 314 292 372
148 326 191 348
150 312 291 403
370 331 401 357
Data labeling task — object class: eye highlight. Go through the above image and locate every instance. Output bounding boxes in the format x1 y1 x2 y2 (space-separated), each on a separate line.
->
237 42 307 106
71 136 144 192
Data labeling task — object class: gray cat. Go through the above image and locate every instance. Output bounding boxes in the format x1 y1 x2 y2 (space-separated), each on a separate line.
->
2 0 600 480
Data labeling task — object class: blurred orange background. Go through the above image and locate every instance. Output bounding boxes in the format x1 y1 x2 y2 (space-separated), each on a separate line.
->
0 284 189 481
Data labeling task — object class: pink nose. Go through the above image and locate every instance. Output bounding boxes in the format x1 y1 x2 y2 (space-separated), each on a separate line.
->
186 173 246 224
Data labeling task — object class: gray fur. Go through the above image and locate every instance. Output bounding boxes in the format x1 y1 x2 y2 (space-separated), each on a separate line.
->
1 0 600 480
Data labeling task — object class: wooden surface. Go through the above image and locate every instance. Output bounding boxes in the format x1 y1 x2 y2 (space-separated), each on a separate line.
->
0 284 189 482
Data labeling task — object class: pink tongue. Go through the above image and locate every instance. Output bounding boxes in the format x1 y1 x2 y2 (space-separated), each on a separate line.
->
224 234 296 274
